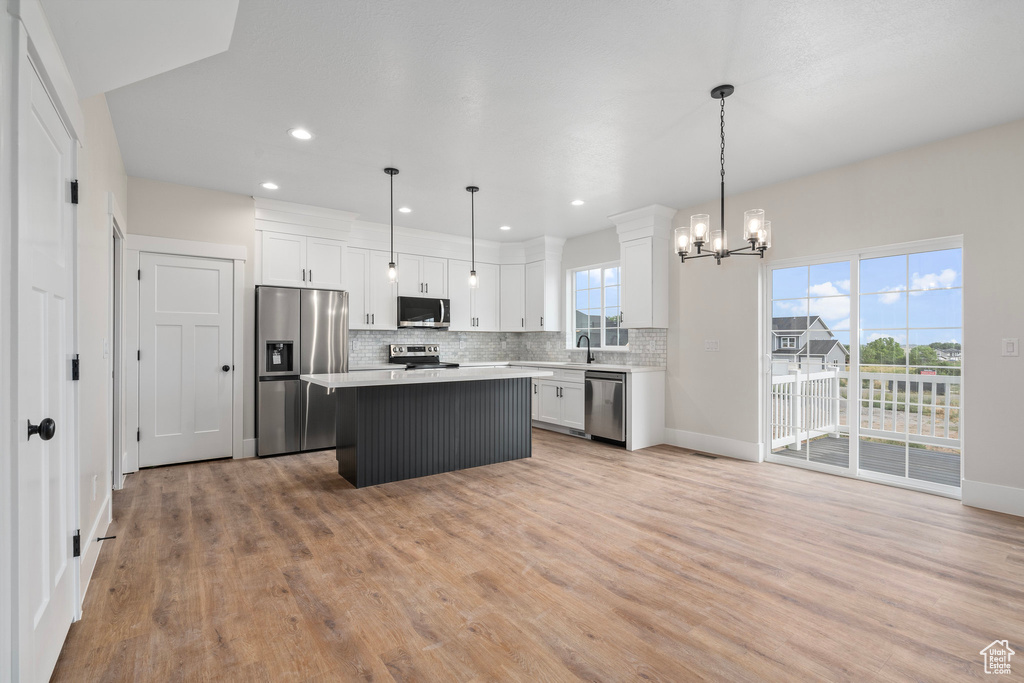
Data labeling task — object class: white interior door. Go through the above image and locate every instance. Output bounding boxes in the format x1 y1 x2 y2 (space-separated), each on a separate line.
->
17 60 78 683
139 253 234 466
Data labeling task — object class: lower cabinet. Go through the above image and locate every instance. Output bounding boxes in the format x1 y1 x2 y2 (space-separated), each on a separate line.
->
532 372 585 430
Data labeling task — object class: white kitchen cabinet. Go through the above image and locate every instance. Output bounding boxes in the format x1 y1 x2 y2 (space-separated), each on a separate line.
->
398 254 447 298
524 260 560 331
306 237 346 289
533 370 585 430
261 231 307 287
611 205 672 329
620 238 652 328
261 231 345 290
344 247 396 330
499 264 525 331
448 260 500 331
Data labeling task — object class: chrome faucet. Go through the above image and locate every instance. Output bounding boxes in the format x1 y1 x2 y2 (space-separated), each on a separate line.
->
576 334 595 364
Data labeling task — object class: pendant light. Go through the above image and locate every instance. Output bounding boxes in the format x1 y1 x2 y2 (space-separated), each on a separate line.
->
675 85 772 265
384 167 399 282
466 185 479 288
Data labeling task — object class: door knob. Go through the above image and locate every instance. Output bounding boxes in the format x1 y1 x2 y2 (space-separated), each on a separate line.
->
222 365 230 372
27 418 56 441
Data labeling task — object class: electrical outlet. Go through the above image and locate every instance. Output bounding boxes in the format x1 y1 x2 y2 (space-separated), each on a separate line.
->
502 341 507 349
460 340 466 350
704 339 720 352
1003 338 1020 357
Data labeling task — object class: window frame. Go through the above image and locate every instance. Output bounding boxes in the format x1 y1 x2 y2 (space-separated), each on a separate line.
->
566 261 629 351
780 336 797 349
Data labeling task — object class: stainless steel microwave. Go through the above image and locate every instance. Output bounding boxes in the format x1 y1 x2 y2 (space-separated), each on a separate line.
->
397 296 450 328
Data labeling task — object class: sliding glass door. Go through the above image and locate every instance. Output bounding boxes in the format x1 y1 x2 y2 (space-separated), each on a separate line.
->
767 240 963 497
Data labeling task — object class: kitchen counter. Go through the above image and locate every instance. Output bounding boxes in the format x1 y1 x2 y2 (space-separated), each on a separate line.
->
453 360 666 373
303 366 552 388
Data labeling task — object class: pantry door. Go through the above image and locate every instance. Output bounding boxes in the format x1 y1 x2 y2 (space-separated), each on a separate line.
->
138 253 234 466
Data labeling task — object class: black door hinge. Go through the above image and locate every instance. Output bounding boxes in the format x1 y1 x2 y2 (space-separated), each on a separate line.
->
71 354 80 381
72 530 81 557
136 428 140 442
70 180 79 205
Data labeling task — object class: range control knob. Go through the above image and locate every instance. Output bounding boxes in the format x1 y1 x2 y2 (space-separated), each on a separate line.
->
398 346 404 353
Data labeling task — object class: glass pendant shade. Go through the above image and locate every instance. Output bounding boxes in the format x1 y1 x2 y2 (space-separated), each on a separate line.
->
674 227 691 256
388 262 397 282
743 209 765 243
759 220 772 248
691 214 710 246
711 227 727 255
469 270 478 289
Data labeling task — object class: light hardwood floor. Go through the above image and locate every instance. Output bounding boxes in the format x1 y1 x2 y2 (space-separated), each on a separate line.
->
54 429 1024 681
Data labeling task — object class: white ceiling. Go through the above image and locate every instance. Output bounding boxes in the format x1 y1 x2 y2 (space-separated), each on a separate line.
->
41 0 238 99
98 0 1024 241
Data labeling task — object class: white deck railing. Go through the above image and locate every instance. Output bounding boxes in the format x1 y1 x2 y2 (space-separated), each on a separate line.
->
771 367 961 450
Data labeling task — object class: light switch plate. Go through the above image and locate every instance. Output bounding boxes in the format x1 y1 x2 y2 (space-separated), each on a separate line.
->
704 339 720 352
1003 338 1019 357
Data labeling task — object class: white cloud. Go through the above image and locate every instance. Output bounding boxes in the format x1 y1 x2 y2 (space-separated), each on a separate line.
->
837 279 850 292
833 318 850 330
809 296 850 324
867 332 906 344
911 269 957 291
809 282 842 297
877 286 905 304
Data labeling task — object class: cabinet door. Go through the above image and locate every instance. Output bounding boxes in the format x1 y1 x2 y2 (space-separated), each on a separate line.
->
560 383 586 430
447 258 473 331
306 237 345 290
262 231 306 287
422 256 447 298
343 247 370 329
524 260 545 331
621 238 652 328
368 250 397 329
473 262 501 331
531 379 539 420
396 253 422 297
499 264 525 331
537 381 562 424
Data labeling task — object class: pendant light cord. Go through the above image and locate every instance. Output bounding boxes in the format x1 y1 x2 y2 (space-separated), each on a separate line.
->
390 172 394 262
471 190 475 270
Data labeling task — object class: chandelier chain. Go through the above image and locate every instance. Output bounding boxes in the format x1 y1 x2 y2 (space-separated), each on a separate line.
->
720 96 726 182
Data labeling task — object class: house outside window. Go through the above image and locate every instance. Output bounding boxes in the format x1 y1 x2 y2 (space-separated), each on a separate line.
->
570 264 628 349
780 336 797 349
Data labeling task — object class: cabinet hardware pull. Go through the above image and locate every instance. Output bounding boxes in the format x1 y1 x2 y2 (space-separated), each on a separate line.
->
302 269 306 282
540 316 543 326
309 270 313 282
425 283 428 293
534 384 537 394
521 317 524 327
371 313 375 324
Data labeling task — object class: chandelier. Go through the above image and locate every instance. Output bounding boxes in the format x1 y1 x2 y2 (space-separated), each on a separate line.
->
675 84 771 264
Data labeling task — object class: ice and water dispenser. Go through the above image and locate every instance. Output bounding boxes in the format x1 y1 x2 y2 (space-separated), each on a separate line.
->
265 341 294 374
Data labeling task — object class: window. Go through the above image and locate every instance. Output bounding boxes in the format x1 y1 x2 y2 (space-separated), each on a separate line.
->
570 264 628 349
780 336 797 349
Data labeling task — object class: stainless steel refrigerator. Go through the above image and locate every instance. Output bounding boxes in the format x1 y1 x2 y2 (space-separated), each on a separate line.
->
256 286 349 456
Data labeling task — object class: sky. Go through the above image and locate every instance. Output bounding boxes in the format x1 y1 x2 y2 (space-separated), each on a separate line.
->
772 248 962 348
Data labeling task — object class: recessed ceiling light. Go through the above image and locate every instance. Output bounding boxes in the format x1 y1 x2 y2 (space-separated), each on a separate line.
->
571 199 585 206
261 181 279 190
288 128 313 140
499 225 511 231
398 207 412 213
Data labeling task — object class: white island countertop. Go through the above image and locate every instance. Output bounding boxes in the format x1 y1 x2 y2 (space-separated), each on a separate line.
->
303 366 553 388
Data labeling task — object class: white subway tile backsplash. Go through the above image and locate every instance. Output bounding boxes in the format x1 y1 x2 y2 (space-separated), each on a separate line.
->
349 328 666 367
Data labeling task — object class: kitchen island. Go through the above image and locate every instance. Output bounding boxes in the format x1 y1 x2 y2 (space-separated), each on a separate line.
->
302 367 553 487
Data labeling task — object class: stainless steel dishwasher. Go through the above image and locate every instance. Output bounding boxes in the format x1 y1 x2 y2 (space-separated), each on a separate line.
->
585 371 626 442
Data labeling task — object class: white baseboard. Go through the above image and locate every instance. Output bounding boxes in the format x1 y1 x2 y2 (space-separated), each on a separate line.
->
962 479 1024 518
663 428 763 462
79 491 112 609
241 438 256 459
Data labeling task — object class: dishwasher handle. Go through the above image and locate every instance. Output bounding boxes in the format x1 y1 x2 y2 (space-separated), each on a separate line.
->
585 371 625 382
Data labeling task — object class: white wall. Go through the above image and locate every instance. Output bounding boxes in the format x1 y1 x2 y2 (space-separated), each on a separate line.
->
127 177 256 439
75 94 127 595
668 118 1024 510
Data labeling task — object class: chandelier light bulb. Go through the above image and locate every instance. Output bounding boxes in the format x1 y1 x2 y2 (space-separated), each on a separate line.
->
388 262 397 282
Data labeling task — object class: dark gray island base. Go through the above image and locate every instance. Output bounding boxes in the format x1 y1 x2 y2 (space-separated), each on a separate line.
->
335 377 532 487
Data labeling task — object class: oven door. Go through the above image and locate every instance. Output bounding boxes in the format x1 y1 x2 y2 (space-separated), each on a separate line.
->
397 296 450 328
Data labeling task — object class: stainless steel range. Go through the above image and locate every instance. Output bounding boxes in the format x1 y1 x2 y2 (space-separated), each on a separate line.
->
388 344 460 370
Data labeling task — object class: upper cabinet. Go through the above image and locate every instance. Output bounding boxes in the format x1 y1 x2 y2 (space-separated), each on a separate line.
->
261 231 345 290
344 247 397 330
524 260 559 331
499 264 525 331
397 254 447 298
610 205 673 329
449 260 500 331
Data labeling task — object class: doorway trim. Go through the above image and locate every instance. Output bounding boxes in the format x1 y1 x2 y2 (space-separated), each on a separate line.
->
124 235 246 471
109 194 126 489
